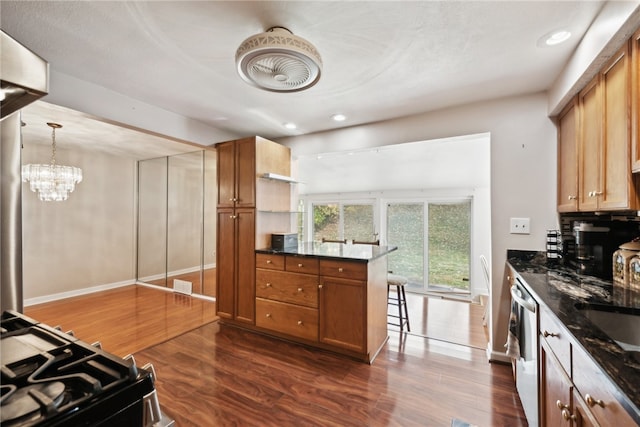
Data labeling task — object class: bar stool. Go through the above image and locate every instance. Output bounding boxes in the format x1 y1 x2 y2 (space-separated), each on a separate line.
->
387 273 410 332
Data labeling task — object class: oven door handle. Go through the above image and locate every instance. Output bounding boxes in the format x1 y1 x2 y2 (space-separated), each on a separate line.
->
510 285 536 313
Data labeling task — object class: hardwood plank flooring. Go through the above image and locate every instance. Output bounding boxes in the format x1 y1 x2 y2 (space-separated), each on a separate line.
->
25 284 217 357
23 285 527 426
392 291 489 349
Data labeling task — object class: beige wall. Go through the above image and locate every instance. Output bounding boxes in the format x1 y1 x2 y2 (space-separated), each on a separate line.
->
22 143 136 302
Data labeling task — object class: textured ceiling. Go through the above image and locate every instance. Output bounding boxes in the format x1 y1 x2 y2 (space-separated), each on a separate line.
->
1 0 607 157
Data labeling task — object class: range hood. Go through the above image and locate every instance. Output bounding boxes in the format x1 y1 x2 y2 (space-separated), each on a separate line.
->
1 29 49 119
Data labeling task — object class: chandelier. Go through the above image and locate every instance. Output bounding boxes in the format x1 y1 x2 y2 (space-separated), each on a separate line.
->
22 122 83 202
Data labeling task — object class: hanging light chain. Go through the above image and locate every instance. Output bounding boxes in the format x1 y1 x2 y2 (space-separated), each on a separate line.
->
47 122 62 166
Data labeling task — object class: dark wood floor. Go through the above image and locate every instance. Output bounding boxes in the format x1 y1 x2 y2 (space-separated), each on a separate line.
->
25 285 527 426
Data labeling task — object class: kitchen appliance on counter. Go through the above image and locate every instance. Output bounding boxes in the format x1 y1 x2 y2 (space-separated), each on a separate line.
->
271 232 298 251
613 240 640 288
0 310 174 426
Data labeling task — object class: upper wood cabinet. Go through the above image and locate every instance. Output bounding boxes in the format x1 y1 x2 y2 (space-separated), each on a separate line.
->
217 138 256 209
632 28 640 172
558 40 638 212
557 99 579 212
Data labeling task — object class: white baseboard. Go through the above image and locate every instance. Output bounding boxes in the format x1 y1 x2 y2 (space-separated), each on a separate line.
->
486 344 511 363
137 281 216 302
24 280 135 307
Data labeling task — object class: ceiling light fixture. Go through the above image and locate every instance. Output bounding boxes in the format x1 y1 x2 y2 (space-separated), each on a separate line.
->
236 26 322 92
538 29 572 47
331 114 346 122
22 122 83 202
284 122 297 129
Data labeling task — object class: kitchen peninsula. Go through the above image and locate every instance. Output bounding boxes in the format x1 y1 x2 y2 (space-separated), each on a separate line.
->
252 242 397 363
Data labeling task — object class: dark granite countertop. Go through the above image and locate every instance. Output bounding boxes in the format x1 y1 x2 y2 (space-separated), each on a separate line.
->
256 242 397 262
507 250 640 422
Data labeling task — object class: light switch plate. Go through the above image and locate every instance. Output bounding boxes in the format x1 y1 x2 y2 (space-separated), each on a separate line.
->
510 217 530 234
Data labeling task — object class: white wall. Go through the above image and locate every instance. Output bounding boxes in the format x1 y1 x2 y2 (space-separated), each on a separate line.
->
22 143 137 303
279 92 558 361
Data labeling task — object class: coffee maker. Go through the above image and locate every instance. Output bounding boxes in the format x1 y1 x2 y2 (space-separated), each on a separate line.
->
572 221 638 279
573 223 611 277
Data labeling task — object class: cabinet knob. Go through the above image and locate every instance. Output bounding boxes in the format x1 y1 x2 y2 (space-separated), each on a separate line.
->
297 320 303 326
266 313 271 318
594 191 603 196
338 267 344 273
318 284 323 289
585 394 605 408
266 283 272 287
297 288 303 292
230 215 237 219
298 263 303 268
229 197 237 202
568 195 577 200
266 260 272 264
542 330 559 338
556 400 569 410
561 408 575 421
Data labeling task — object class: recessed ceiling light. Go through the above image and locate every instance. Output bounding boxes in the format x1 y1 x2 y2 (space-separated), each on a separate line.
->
539 30 571 47
284 122 297 129
332 114 346 122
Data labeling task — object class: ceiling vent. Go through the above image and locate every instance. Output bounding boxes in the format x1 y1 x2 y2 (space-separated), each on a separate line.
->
235 26 322 92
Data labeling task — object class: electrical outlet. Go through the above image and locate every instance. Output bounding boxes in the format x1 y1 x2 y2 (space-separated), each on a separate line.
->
510 217 530 234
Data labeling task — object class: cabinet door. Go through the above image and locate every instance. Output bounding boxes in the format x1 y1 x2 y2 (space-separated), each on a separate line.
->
572 390 601 427
578 76 601 212
319 276 365 353
557 100 579 212
235 208 255 324
540 341 572 427
600 42 632 210
217 141 236 208
632 29 640 172
235 138 256 208
216 208 236 319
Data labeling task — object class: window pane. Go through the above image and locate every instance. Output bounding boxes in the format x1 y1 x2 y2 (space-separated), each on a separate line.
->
428 201 470 290
344 204 374 241
313 203 339 241
387 203 424 285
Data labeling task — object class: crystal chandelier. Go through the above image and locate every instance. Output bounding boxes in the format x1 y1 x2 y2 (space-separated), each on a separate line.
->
22 122 83 202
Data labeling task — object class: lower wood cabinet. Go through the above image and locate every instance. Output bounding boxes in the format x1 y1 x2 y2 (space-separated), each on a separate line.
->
541 340 572 427
318 275 365 353
253 252 389 362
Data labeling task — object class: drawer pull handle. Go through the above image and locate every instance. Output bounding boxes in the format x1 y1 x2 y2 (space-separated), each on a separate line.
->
338 267 343 272
585 394 605 408
297 288 303 292
543 330 559 338
266 313 272 318
266 283 272 287
297 320 303 326
561 409 575 421
298 263 303 268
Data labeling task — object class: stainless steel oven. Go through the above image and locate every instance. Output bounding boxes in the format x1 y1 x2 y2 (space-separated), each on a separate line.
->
510 278 539 427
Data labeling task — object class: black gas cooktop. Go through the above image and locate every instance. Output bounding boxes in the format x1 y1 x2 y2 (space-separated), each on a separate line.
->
0 310 165 426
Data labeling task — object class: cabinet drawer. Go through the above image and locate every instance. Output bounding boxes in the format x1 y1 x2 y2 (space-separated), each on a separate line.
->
256 269 318 308
285 256 319 275
539 305 571 374
256 298 318 341
319 259 367 281
256 253 285 270
573 343 636 426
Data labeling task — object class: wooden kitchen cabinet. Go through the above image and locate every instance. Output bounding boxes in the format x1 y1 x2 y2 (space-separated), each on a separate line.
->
319 274 366 353
216 207 255 323
557 99 579 212
215 136 292 325
632 28 640 172
578 42 637 211
541 340 572 427
216 138 256 209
